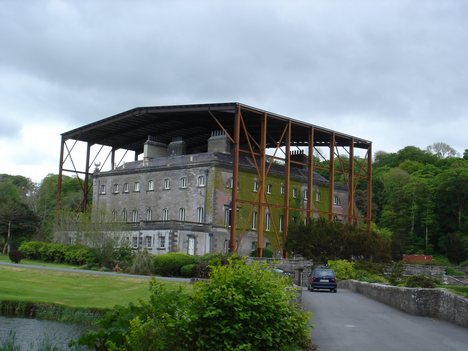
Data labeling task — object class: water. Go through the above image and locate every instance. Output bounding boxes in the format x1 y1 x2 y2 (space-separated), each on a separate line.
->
0 316 89 350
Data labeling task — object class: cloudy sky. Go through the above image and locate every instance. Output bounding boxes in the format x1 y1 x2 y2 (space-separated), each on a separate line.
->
1 0 467 183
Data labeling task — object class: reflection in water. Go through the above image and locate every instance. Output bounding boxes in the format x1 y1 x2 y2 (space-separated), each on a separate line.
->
0 316 90 350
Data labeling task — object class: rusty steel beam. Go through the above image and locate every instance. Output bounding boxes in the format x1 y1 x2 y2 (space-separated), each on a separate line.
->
283 121 291 258
256 113 267 258
229 105 241 253
328 133 335 221
348 139 355 223
307 127 314 220
367 143 373 231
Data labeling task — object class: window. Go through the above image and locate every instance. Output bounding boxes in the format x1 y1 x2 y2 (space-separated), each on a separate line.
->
279 214 284 232
266 183 272 194
100 184 106 194
197 207 204 223
123 183 129 193
188 237 196 256
122 209 127 222
292 187 298 198
252 211 258 230
131 210 138 223
251 241 257 251
180 177 187 188
303 189 308 200
162 208 169 221
334 195 342 206
132 237 138 249
197 175 206 187
112 210 118 222
227 177 234 189
280 184 285 195
158 235 166 248
316 191 321 202
146 236 152 248
148 180 154 191
113 184 119 193
164 178 170 190
253 180 259 192
265 212 271 231
146 208 152 221
134 182 140 192
179 208 186 221
224 207 231 227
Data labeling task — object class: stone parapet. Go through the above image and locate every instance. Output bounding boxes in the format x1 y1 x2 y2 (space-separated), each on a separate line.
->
339 280 468 328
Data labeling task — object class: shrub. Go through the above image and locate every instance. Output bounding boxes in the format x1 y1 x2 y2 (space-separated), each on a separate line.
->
388 261 405 285
459 260 468 267
180 264 196 277
354 270 388 284
445 267 466 276
8 250 23 264
404 275 440 288
129 250 153 275
153 253 199 277
250 247 274 258
327 259 356 280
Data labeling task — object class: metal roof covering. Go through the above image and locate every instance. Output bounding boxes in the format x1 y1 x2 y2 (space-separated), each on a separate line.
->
62 102 371 154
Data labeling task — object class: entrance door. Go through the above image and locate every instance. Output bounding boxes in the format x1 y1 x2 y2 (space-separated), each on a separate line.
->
188 237 195 256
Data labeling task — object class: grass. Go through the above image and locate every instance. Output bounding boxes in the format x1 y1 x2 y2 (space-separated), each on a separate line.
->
0 254 79 270
445 286 468 298
0 265 190 309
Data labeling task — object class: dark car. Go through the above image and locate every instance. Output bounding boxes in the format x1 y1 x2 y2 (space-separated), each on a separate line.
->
307 267 337 293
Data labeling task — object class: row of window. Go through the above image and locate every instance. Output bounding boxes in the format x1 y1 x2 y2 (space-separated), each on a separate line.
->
223 207 283 232
111 207 205 223
100 175 207 195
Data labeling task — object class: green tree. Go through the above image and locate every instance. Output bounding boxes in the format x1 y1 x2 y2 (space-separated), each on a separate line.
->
426 142 459 159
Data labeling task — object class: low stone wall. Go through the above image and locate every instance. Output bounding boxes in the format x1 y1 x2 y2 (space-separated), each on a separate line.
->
403 264 445 277
339 280 468 328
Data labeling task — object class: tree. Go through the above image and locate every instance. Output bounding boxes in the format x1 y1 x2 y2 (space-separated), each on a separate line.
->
426 142 459 159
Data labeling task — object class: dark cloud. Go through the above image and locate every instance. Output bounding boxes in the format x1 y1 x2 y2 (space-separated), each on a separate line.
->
0 0 467 180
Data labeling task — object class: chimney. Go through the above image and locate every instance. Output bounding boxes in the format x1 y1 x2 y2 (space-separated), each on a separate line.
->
290 150 308 168
168 136 186 156
144 136 167 162
208 130 230 154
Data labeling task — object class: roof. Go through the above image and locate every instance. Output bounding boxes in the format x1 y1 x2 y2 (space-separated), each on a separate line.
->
62 102 371 154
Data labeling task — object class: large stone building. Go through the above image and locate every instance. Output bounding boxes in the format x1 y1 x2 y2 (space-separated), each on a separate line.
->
59 103 372 257
92 132 348 257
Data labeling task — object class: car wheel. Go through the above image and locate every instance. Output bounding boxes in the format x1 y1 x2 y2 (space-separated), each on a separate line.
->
333 289 337 293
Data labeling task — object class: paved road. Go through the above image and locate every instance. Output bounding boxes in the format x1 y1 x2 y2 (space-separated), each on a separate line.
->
0 261 191 282
302 288 468 351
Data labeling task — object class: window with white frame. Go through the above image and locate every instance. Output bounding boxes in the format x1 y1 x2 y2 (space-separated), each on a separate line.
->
148 180 154 191
145 236 152 248
179 208 186 221
251 241 257 251
197 175 206 187
163 178 170 190
134 182 140 192
162 208 169 221
158 234 166 248
252 211 258 230
113 184 119 193
132 237 138 249
266 183 272 194
131 210 138 223
316 190 321 202
303 189 308 200
279 214 284 232
197 207 204 223
280 184 285 195
123 183 129 193
112 210 118 222
146 208 152 221
292 187 298 198
253 179 259 192
180 177 187 188
122 209 127 222
227 177 233 189
265 212 271 231
334 195 342 206
100 184 106 194
224 206 231 227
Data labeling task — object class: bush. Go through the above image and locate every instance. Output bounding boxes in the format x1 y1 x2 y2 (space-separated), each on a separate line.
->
403 275 440 288
153 253 199 277
180 264 196 277
445 267 466 276
327 260 356 280
18 241 95 266
77 260 312 351
129 250 153 275
8 250 23 264
354 270 388 284
459 260 468 267
250 247 274 258
388 261 405 285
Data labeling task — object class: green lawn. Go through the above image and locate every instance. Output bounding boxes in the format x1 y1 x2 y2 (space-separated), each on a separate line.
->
446 286 468 298
0 265 189 309
0 254 80 269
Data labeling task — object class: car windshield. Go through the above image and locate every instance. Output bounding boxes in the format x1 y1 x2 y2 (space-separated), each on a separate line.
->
314 269 335 277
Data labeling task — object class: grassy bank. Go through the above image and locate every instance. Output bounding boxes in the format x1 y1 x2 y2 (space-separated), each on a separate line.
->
0 254 79 270
0 265 190 322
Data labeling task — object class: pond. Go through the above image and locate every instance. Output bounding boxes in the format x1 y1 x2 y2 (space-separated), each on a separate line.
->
0 316 90 350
